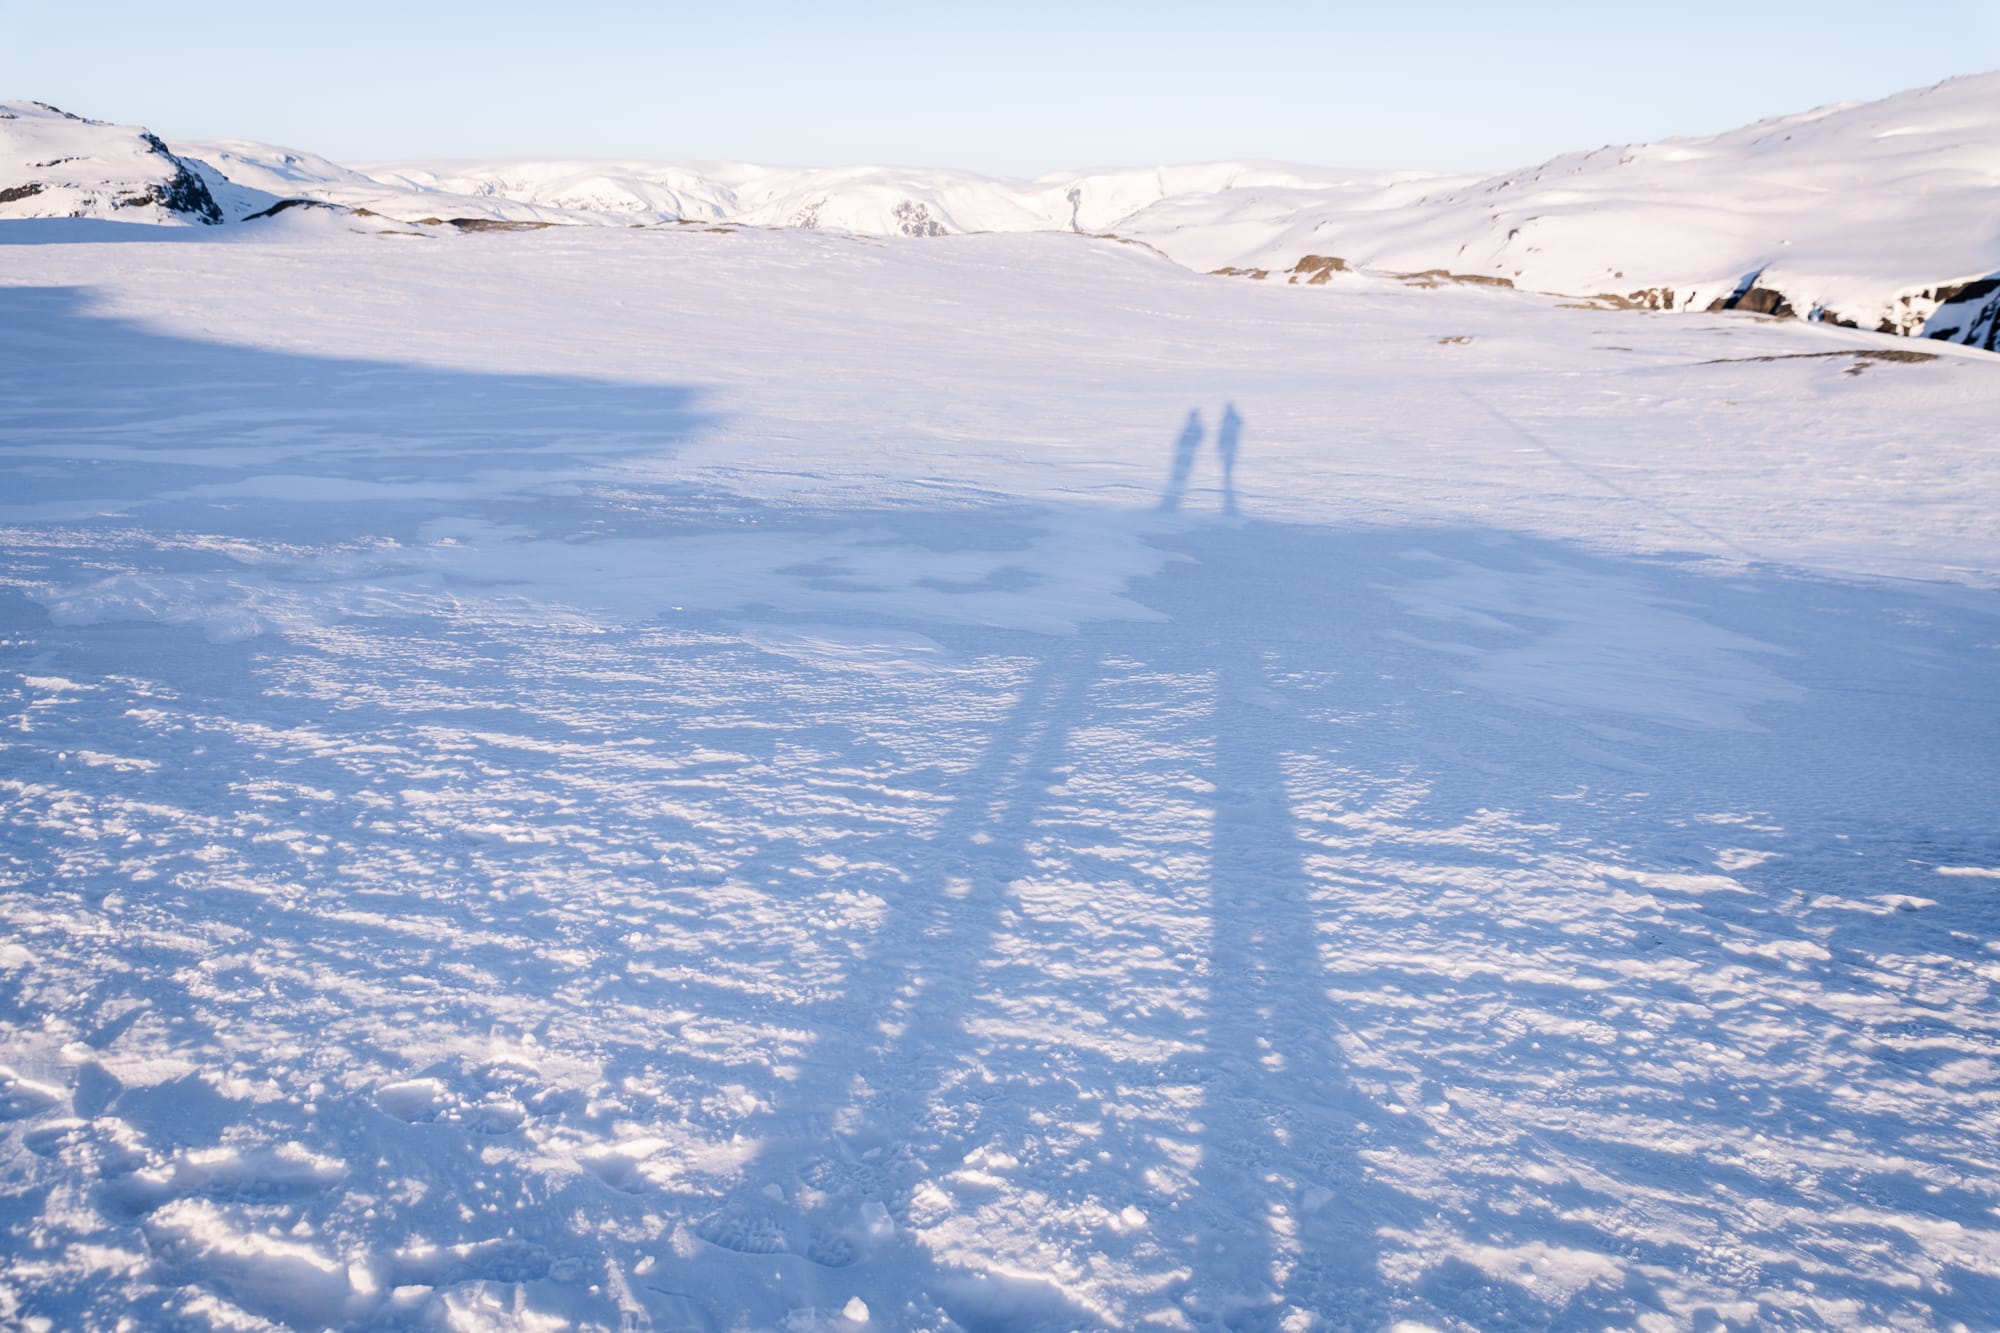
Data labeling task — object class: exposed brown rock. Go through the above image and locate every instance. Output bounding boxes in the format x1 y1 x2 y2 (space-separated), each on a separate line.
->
1287 254 1350 285
1706 285 1796 318
1396 269 1514 289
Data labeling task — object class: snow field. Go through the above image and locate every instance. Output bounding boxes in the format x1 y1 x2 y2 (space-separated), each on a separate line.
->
0 220 1996 1329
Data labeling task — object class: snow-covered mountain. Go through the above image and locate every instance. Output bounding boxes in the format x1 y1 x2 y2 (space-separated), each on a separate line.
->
5 73 1998 348
0 101 276 225
1160 71 2000 347
183 143 1424 239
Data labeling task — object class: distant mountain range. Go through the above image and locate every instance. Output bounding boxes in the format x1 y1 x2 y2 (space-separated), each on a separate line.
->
4 74 1996 349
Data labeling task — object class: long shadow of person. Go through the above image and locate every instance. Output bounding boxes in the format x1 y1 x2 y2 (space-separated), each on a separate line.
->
1157 409 1206 513
1217 401 1243 516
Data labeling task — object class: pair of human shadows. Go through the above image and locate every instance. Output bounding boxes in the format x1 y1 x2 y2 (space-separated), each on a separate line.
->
649 500 2000 1327
16 516 1996 1331
8 290 1996 1326
1158 403 1243 515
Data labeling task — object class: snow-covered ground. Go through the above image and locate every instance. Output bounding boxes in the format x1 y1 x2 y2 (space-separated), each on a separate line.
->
1 211 1998 1331
10 70 1999 350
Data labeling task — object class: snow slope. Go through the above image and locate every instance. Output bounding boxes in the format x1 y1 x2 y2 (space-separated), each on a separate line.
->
1161 71 2000 347
0 216 1997 1331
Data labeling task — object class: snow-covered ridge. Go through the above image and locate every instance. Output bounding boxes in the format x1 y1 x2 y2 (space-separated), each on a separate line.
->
189 143 1432 240
1173 71 2000 348
0 101 275 225
5 74 1998 348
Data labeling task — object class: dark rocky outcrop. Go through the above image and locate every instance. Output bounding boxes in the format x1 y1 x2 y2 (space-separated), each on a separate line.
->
1 103 228 224
135 130 223 223
1705 272 1796 319
241 197 346 220
1731 287 1795 317
1922 274 2000 351
1703 271 2000 350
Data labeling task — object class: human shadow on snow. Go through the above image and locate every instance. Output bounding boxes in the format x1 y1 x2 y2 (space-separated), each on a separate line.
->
652 509 1998 1330
1156 403 1242 517
3 291 1998 1330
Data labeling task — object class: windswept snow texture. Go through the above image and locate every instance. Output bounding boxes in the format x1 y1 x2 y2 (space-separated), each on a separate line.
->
1 218 1999 1332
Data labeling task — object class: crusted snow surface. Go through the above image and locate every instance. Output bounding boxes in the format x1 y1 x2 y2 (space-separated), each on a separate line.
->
0 219 1998 1331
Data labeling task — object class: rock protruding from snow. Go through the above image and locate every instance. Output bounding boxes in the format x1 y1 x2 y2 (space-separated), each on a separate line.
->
1917 276 2000 351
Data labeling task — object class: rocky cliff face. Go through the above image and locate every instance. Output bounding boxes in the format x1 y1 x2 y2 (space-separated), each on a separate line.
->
1916 277 2000 350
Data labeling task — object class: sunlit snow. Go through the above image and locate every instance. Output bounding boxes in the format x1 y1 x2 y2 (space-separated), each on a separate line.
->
2 84 1999 1333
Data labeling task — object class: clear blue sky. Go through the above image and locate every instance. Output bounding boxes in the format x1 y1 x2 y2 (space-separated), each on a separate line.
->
3 1 1995 175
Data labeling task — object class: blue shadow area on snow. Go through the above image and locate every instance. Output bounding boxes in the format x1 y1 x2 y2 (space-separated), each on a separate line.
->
0 284 713 544
0 218 238 246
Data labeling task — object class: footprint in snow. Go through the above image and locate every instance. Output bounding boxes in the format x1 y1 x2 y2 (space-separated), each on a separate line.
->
695 1195 895 1267
695 1206 789 1255
373 1075 530 1135
375 1077 453 1124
